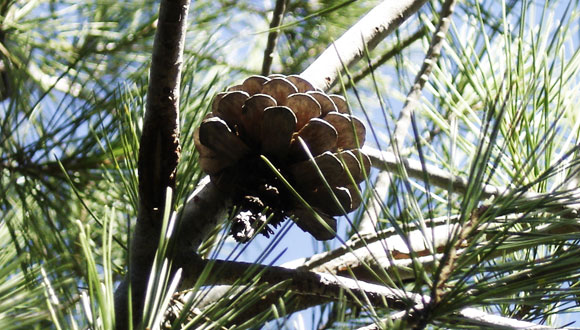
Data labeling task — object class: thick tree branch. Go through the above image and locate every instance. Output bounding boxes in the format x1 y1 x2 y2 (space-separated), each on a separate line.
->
200 259 420 308
300 0 428 91
115 1 189 329
175 176 230 252
261 0 287 76
331 26 427 94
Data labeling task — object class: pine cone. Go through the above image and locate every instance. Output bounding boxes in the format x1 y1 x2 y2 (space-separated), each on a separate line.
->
194 74 370 241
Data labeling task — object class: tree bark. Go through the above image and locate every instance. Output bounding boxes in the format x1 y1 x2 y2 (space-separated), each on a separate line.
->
114 1 189 329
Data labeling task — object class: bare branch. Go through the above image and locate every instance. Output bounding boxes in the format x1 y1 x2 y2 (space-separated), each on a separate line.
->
285 215 580 287
300 0 428 91
261 0 287 76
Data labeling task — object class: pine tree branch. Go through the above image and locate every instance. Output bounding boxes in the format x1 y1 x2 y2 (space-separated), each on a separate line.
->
285 212 580 287
364 146 580 218
357 0 456 235
171 259 556 329
357 307 556 330
170 259 420 326
175 176 230 252
300 0 429 91
261 0 287 76
292 222 456 282
393 0 456 147
114 1 189 329
197 259 420 308
282 215 453 270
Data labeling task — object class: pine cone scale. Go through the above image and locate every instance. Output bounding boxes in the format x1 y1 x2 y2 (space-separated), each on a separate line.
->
240 94 276 145
261 78 297 105
307 91 338 115
303 186 352 216
289 118 338 160
286 93 322 130
242 75 270 95
215 91 248 129
322 113 366 150
289 152 345 191
260 106 297 158
198 117 249 161
290 206 336 240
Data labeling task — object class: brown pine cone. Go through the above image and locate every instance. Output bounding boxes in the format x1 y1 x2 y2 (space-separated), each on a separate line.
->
194 74 370 242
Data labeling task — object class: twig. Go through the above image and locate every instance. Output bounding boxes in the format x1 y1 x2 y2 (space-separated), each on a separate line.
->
357 0 456 235
300 0 428 91
261 0 287 76
364 146 580 217
284 214 580 285
114 0 189 328
392 0 456 147
296 223 459 282
282 215 454 270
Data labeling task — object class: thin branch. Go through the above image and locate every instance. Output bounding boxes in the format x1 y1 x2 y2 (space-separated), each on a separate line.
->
283 215 453 270
261 0 287 76
364 146 580 218
296 223 458 282
392 0 456 147
357 0 456 235
284 214 580 286
300 0 428 91
114 1 189 328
